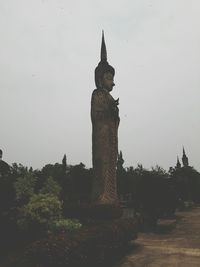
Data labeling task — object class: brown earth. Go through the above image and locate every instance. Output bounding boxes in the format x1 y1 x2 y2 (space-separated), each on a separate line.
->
116 206 200 267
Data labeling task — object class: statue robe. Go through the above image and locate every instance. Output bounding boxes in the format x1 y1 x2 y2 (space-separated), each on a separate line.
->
91 88 119 204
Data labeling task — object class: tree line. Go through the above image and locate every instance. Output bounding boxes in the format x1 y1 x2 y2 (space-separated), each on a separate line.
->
0 153 200 254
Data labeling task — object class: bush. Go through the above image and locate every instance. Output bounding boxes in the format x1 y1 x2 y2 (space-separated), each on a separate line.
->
18 193 62 233
49 219 82 234
16 219 138 267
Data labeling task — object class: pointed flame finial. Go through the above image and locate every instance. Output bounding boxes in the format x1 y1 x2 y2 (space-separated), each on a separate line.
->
101 30 107 61
95 31 115 88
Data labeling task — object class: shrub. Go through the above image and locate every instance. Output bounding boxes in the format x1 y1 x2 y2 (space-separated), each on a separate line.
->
18 193 62 232
16 219 138 267
49 219 82 234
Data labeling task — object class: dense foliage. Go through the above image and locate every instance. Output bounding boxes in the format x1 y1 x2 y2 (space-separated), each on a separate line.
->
0 154 200 263
14 173 37 204
116 160 200 228
49 218 82 234
39 176 61 196
16 219 138 267
18 193 62 231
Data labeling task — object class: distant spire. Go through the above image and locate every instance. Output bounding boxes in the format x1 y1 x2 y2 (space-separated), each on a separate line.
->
117 150 124 171
62 154 67 172
176 156 181 168
100 30 107 62
182 146 189 167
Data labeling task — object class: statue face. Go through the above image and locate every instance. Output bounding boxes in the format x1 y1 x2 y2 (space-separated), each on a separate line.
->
102 72 115 91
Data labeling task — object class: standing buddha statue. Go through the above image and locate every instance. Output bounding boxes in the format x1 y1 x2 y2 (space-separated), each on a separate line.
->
91 32 120 204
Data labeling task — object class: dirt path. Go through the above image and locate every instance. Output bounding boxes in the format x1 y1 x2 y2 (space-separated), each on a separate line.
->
116 206 200 267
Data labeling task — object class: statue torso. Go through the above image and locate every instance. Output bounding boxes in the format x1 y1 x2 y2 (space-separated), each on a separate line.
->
91 89 119 124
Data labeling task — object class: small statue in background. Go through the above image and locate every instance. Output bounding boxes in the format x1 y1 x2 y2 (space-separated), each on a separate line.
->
0 149 10 177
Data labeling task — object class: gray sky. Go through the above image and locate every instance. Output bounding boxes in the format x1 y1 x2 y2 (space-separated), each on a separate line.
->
0 0 200 171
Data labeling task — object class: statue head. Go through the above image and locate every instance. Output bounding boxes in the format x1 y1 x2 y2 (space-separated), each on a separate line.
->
95 31 115 91
102 71 115 92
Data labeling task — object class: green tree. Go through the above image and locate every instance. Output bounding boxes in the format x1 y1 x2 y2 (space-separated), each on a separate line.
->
68 163 92 203
62 154 67 173
14 173 37 204
40 176 61 197
171 166 200 203
11 163 28 177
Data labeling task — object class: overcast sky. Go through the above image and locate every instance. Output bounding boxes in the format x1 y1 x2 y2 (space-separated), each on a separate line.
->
0 0 200 171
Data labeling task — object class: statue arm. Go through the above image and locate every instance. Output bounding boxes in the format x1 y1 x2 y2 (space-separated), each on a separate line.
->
91 90 120 124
